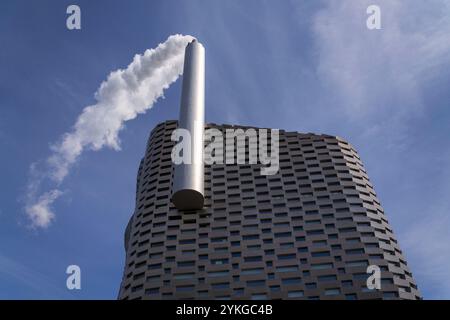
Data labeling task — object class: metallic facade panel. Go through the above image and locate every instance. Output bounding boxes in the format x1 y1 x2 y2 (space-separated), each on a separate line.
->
118 121 421 300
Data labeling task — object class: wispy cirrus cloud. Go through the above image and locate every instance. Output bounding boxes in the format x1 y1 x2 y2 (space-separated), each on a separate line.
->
313 0 450 121
401 204 450 298
0 253 69 299
398 153 450 298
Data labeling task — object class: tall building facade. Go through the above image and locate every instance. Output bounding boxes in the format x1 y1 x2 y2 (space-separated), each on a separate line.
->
118 120 420 300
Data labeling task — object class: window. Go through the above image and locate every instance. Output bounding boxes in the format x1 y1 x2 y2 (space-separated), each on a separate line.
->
305 283 317 289
247 280 266 287
176 285 194 292
251 294 267 300
307 229 324 235
177 261 195 267
179 239 196 245
146 275 160 282
211 258 229 265
270 285 280 292
145 288 159 295
131 284 143 293
341 280 353 287
324 288 340 296
382 292 399 299
282 277 301 285
148 263 162 270
311 263 333 270
318 275 337 282
313 240 327 247
288 291 304 298
244 256 262 262
381 278 394 285
277 254 296 260
276 266 298 273
242 268 264 275
275 232 291 238
346 260 368 268
174 273 195 280
345 248 365 255
311 251 330 257
234 288 244 295
353 273 368 280
212 283 229 290
208 271 229 277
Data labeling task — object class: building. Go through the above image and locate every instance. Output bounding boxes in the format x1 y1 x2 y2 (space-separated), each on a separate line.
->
117 120 421 300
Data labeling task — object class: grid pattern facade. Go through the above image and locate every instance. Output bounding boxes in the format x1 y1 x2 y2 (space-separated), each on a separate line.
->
118 120 420 300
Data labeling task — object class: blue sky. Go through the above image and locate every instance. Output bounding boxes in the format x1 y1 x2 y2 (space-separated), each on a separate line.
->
1 0 449 299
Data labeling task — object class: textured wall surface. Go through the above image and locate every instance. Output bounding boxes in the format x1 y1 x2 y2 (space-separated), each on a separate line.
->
118 120 420 300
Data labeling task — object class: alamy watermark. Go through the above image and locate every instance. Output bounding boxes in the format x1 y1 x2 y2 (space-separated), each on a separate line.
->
66 264 81 290
66 5 81 30
367 5 381 30
366 265 381 290
171 125 280 175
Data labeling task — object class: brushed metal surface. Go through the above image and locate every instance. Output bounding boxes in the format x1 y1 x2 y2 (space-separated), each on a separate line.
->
172 40 205 210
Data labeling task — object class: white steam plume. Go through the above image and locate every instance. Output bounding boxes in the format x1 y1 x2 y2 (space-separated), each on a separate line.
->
25 34 194 228
26 189 63 228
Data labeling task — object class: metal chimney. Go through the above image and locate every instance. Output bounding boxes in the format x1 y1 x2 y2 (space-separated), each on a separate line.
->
171 39 205 210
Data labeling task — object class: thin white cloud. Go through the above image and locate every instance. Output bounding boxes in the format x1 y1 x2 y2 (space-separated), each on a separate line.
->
313 0 450 119
0 253 69 299
25 189 63 228
401 204 450 298
25 34 194 228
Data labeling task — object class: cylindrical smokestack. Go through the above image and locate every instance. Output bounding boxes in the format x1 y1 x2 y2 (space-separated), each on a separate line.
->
172 39 205 210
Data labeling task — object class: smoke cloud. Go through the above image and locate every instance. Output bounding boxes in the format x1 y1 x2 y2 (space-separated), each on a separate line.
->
25 190 63 228
25 34 194 228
